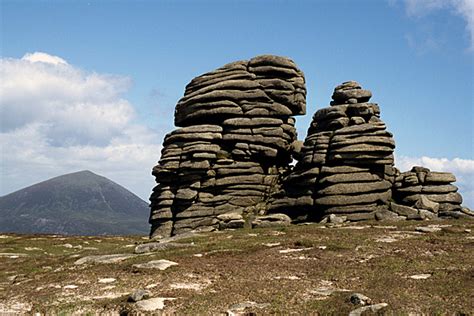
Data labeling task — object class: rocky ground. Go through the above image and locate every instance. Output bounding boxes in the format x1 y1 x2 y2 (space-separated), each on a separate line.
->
1 219 473 315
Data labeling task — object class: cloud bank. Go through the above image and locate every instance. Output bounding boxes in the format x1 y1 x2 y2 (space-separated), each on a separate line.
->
396 155 474 208
0 52 161 200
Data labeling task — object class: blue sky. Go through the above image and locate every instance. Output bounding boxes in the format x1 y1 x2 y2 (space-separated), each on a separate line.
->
1 0 473 206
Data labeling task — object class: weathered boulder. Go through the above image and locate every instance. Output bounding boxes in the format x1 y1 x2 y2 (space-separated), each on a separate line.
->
252 213 291 228
390 203 418 217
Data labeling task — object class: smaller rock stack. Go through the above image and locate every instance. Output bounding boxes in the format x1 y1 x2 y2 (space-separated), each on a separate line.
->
391 166 465 219
270 81 396 222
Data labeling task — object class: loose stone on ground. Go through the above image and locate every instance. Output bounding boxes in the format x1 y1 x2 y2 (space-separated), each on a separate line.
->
135 297 176 312
132 259 178 271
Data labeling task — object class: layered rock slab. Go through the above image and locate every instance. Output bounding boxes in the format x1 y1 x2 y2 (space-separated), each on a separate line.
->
269 81 396 221
392 166 464 219
149 55 306 237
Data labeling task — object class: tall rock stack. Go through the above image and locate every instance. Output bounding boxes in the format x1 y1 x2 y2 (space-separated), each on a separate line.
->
391 166 464 219
149 55 306 238
270 81 396 222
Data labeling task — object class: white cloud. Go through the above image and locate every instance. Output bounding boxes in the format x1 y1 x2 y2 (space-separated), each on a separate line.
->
404 0 446 15
0 52 162 200
22 52 68 65
400 0 474 50
1 54 133 145
454 0 474 49
396 155 474 208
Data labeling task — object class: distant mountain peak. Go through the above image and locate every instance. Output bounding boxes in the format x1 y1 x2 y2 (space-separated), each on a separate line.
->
57 170 99 178
75 170 95 175
0 171 150 236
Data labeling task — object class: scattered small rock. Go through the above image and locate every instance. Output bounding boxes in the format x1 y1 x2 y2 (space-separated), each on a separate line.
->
328 214 346 224
279 247 312 254
375 210 400 221
375 236 398 243
273 275 301 280
309 288 351 300
252 213 291 228
372 225 397 229
263 242 281 247
135 297 176 311
82 247 99 251
419 209 437 220
7 275 18 282
340 225 371 230
310 288 337 299
24 247 42 251
408 274 432 280
98 278 116 284
0 302 32 314
151 231 201 243
461 207 474 216
350 293 372 306
416 227 441 233
268 231 286 236
132 259 178 271
74 254 136 265
0 253 28 258
349 303 388 316
128 289 151 302
134 242 192 254
309 280 351 300
226 301 270 315
170 282 209 291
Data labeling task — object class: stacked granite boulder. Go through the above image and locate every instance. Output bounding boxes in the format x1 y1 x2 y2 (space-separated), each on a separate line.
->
149 55 306 238
391 166 466 219
269 81 397 222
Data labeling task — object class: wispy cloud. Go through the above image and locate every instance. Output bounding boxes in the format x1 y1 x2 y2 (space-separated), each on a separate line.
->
453 0 474 50
396 155 474 208
404 0 447 15
0 52 162 200
392 0 474 51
